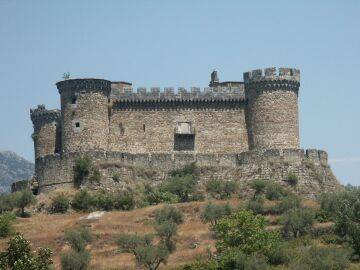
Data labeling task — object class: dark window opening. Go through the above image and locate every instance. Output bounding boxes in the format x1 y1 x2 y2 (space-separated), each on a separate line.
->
55 149 59 154
174 134 195 151
119 123 125 135
75 122 80 128
143 124 146 132
71 96 77 104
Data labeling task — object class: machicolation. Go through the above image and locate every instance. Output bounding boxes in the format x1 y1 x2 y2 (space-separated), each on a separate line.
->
21 67 340 197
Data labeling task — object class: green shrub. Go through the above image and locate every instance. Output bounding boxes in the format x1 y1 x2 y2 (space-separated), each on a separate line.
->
247 195 265 214
206 179 222 197
200 202 233 225
73 157 91 187
64 228 93 252
218 249 269 270
191 190 205 202
281 208 315 238
153 206 184 252
250 179 267 197
318 188 360 257
0 213 16 238
31 132 39 141
113 193 135 211
49 193 69 214
112 172 120 182
60 250 90 270
180 259 217 270
93 191 115 211
212 210 280 256
88 167 101 183
61 228 92 270
290 245 350 270
315 209 333 223
321 234 343 245
311 224 335 237
170 163 196 177
161 174 197 202
276 194 301 214
265 183 288 200
287 173 298 186
267 242 291 266
116 234 169 270
0 233 53 270
145 190 179 205
15 190 35 217
154 206 184 225
0 193 17 213
206 179 238 199
72 190 94 212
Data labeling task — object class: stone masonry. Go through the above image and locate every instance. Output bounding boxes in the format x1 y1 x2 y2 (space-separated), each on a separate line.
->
25 67 341 197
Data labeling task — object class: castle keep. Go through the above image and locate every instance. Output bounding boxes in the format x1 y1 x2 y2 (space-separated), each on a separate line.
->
29 67 340 197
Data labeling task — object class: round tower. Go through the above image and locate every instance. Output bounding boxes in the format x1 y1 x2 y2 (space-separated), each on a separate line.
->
30 105 61 159
244 67 300 150
56 79 111 153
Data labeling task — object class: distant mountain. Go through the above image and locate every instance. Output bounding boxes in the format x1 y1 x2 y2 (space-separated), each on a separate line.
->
0 151 34 192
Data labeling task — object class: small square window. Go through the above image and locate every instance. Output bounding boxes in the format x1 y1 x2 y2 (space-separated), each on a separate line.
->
174 134 195 151
71 96 77 104
75 122 80 128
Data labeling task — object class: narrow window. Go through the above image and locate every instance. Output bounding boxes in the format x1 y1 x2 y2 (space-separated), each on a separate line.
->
71 96 77 104
75 122 80 128
119 123 125 135
143 124 146 132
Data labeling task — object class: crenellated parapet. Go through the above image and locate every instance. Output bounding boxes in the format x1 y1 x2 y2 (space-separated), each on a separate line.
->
111 86 245 102
30 105 60 125
56 78 111 94
243 67 300 90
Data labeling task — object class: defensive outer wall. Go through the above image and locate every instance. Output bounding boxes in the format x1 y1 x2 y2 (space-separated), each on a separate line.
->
27 67 341 198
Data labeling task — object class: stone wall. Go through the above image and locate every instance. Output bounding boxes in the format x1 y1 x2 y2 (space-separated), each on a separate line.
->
109 101 249 154
11 180 31 193
35 149 341 198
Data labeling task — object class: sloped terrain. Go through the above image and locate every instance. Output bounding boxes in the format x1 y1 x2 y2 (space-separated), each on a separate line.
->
0 151 34 192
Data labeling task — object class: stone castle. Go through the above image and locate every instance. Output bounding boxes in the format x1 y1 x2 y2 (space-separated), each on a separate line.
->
27 67 340 197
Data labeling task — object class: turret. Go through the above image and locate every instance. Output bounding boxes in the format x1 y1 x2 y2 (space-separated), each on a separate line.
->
30 105 61 159
56 79 111 153
244 67 300 150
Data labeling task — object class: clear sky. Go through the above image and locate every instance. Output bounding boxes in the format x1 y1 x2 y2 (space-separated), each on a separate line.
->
0 0 359 185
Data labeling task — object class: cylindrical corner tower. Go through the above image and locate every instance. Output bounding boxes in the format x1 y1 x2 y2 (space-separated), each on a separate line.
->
56 79 111 153
244 67 300 150
30 105 61 159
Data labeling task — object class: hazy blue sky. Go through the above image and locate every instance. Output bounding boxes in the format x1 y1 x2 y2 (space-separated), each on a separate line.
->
0 0 359 185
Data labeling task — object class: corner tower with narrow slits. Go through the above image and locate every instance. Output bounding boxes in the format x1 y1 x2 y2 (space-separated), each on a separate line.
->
56 79 111 153
30 105 61 159
244 67 300 150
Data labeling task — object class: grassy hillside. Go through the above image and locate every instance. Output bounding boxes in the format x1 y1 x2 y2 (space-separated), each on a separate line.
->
2 190 359 270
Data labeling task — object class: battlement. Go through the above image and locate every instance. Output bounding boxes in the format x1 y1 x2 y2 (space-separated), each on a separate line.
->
243 67 300 84
111 86 245 102
30 105 60 124
56 78 111 94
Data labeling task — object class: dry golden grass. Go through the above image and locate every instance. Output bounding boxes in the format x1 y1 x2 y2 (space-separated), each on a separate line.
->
0 201 217 270
0 195 342 270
